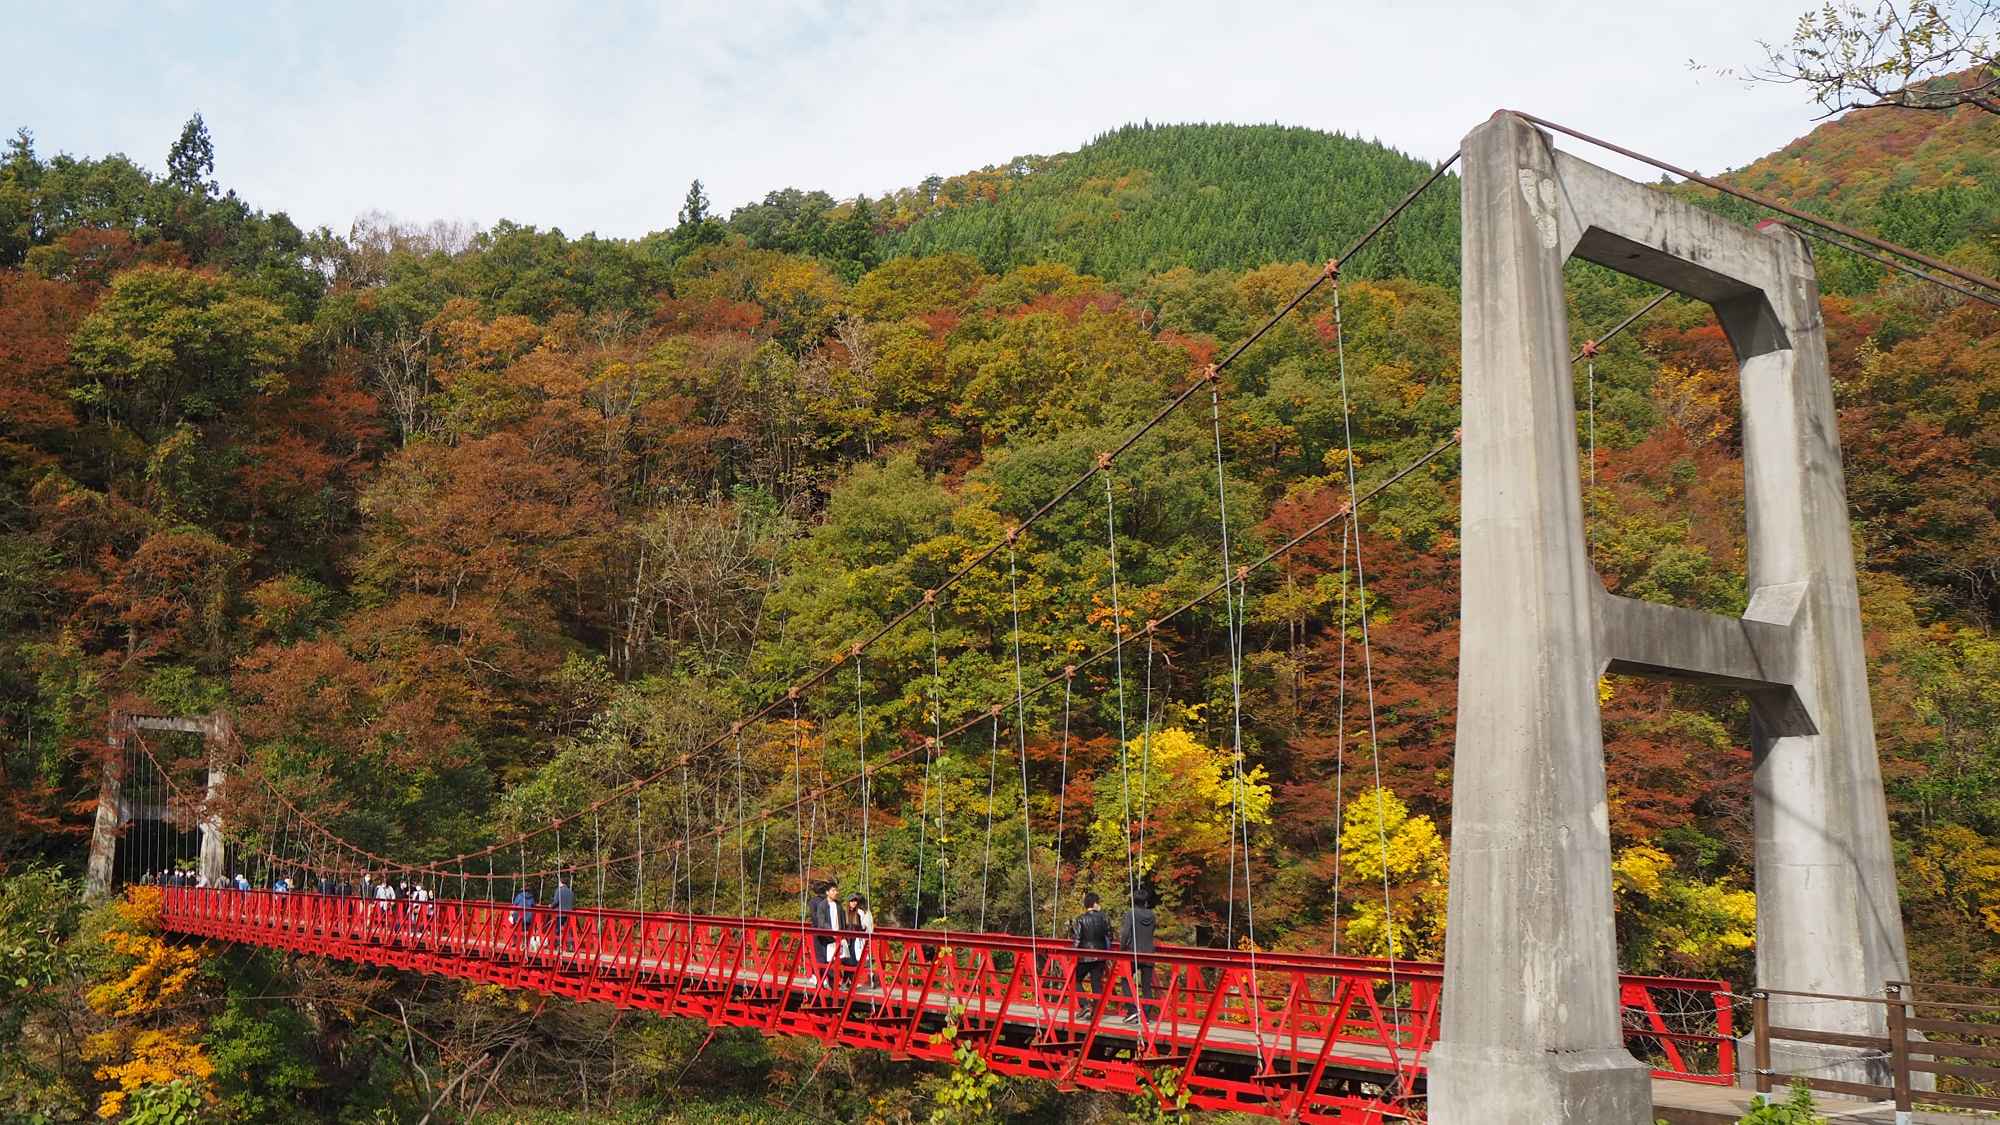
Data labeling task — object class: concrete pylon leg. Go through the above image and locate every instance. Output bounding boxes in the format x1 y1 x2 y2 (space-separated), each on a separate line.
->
199 767 227 886
1736 232 1911 1084
85 727 127 899
1426 113 1651 1124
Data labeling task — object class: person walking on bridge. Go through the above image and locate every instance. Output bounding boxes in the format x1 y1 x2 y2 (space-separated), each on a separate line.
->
1070 891 1110 1020
551 876 576 953
809 881 843 987
842 894 877 988
1119 889 1158 1025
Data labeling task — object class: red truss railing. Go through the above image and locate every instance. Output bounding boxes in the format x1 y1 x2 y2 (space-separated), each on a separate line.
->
154 888 1734 1121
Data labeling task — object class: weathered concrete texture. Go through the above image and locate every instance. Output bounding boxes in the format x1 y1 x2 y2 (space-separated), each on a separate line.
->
1433 113 1912 1122
1431 112 1651 1124
1733 224 1910 1083
199 765 226 885
84 728 125 899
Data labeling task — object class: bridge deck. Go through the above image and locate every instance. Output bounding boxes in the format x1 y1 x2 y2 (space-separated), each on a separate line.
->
153 887 1737 1123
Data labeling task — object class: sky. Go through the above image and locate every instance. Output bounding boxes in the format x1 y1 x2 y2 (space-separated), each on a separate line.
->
3 0 1832 240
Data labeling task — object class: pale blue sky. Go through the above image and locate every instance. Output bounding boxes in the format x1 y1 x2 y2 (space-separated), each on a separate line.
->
3 0 1829 239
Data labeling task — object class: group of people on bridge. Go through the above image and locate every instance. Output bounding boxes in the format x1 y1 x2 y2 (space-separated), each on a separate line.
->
147 865 1168 1025
806 877 1160 1024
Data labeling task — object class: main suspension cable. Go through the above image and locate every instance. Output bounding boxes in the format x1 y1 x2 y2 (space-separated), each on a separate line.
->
231 151 1466 884
1508 110 2000 303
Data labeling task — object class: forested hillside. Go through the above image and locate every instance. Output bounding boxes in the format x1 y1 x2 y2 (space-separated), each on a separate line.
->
881 123 1461 284
0 106 1995 1123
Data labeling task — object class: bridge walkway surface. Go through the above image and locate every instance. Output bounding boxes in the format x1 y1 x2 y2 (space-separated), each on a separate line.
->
156 887 1744 1122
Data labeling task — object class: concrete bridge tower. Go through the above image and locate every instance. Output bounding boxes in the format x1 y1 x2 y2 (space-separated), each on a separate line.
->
86 712 232 897
1426 113 1911 1123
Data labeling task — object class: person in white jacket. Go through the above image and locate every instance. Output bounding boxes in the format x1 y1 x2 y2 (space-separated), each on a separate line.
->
842 895 876 987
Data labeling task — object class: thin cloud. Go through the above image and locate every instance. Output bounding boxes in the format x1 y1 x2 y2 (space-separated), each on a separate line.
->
4 0 1825 239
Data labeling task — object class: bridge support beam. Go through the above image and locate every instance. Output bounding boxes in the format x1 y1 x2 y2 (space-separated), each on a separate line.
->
1430 113 1910 1123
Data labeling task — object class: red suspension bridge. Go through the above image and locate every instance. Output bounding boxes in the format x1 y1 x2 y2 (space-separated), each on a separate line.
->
153 886 1737 1121
99 111 2000 1123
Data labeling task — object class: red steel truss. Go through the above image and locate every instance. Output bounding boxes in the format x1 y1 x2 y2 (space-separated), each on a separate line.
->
155 888 1735 1121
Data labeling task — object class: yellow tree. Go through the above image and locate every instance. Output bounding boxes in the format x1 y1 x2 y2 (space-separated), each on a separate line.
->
1612 844 1757 976
1337 787 1448 959
1086 727 1273 917
82 888 214 1119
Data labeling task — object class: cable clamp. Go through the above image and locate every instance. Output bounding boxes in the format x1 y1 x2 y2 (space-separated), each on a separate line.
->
1202 363 1219 383
922 588 936 604
1580 339 1600 357
850 642 864 659
1334 501 1352 518
1453 426 1463 442
1144 618 1158 634
989 704 1004 719
1097 451 1112 471
1063 664 1077 679
1005 525 1019 544
1322 258 1340 280
730 721 743 736
787 686 799 701
1235 564 1249 583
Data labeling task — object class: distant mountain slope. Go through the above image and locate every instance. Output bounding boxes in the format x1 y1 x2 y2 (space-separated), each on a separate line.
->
1728 99 1999 214
882 123 1461 285
1721 100 1999 261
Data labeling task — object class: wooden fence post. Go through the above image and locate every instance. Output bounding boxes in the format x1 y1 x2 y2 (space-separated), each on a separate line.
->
1752 990 1772 1095
1885 981 1912 1122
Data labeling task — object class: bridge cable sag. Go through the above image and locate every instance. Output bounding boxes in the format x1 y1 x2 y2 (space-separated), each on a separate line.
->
196 151 1475 917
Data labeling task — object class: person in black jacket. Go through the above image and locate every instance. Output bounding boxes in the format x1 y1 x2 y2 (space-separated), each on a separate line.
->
1119 888 1158 1024
1070 891 1110 1019
809 881 844 985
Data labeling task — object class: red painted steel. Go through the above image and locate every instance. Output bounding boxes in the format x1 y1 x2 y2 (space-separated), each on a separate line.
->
154 888 1735 1121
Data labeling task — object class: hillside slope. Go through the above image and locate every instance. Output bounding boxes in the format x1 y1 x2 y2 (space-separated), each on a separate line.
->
1721 99 1999 260
882 122 1461 284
